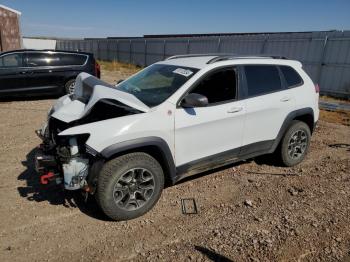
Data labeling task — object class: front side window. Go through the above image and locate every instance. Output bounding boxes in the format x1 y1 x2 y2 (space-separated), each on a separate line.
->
117 64 199 107
244 65 282 97
0 53 23 68
189 67 237 104
280 66 303 87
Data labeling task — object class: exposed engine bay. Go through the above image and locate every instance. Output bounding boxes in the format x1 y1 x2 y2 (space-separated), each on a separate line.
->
35 73 149 192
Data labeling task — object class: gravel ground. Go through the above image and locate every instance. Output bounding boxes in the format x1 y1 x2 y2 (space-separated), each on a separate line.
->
0 69 349 262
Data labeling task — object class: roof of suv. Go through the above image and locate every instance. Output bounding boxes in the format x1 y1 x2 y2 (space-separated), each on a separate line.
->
0 49 93 56
159 54 301 69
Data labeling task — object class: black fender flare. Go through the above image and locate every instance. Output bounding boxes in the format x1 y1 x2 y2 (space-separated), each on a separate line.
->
270 107 315 153
100 136 177 183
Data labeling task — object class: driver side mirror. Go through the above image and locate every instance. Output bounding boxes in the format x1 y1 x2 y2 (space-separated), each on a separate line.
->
181 93 208 108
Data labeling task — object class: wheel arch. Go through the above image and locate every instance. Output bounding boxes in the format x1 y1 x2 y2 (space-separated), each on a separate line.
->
293 113 314 134
64 76 77 86
100 137 176 185
270 107 315 153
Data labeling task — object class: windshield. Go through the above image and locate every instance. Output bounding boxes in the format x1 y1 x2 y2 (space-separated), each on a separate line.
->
116 64 199 107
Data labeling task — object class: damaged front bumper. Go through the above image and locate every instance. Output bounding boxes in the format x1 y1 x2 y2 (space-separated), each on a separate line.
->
34 128 92 191
34 145 62 186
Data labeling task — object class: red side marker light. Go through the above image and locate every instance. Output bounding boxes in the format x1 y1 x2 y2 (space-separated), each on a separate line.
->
315 83 320 93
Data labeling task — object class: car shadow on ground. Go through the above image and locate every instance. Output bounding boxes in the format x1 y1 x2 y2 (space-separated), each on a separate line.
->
195 246 233 262
17 147 111 221
174 161 244 186
17 147 291 221
328 143 350 151
0 94 61 102
175 155 292 186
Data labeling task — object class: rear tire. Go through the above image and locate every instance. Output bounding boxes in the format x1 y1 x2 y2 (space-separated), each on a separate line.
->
65 79 76 94
279 120 311 167
96 152 164 221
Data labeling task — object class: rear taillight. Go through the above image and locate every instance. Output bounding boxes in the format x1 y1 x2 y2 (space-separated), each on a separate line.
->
94 61 101 78
315 83 320 93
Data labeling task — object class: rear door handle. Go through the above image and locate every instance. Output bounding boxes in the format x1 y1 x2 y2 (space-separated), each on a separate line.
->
19 71 27 75
227 107 243 113
280 96 292 102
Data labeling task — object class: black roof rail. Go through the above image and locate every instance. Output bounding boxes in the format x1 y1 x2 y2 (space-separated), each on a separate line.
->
166 53 236 61
207 54 289 64
267 55 289 59
165 53 290 64
0 49 92 56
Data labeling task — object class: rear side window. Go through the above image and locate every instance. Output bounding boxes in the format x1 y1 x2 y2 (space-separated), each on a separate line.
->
26 53 60 67
244 65 282 97
26 52 87 67
280 66 303 87
0 53 23 67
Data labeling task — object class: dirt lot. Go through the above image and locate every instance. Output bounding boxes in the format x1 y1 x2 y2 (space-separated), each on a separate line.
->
0 65 349 262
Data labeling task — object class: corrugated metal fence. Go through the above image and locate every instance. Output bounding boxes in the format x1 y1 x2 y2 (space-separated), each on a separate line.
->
56 31 350 98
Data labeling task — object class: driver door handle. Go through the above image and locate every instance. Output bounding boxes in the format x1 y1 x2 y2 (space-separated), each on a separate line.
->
227 107 243 113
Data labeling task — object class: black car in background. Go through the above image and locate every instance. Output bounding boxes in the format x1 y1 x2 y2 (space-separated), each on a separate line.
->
0 49 100 97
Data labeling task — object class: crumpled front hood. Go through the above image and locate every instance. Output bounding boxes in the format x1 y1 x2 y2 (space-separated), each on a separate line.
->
50 73 150 123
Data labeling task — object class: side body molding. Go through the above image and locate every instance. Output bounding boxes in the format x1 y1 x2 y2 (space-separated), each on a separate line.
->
100 136 177 183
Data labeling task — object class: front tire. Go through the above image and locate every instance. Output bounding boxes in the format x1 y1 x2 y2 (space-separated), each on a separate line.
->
97 152 164 221
280 120 311 167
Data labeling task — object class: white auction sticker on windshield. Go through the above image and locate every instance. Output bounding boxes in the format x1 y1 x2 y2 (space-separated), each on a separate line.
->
173 68 193 77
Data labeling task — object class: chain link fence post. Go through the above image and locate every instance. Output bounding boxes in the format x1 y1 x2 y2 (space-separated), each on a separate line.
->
163 40 166 59
129 40 132 64
144 39 147 66
217 37 221 53
116 40 119 62
316 35 329 85
260 36 269 54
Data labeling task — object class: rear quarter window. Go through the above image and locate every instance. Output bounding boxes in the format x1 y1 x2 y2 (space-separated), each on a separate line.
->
244 65 282 97
57 53 88 66
280 66 303 87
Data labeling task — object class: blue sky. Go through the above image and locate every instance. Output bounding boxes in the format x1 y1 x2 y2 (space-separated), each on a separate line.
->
2 0 350 38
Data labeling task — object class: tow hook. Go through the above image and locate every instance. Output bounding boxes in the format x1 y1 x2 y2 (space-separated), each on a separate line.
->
40 172 56 185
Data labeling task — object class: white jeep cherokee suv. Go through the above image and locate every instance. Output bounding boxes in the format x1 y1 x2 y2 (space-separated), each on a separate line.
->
36 54 319 221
